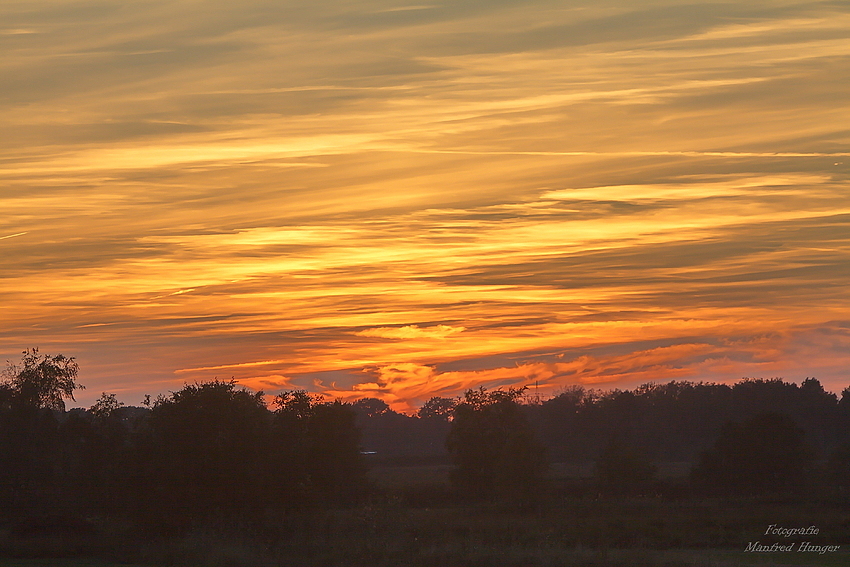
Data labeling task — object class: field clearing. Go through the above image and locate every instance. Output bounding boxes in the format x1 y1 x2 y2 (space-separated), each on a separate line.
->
367 463 453 487
0 561 151 567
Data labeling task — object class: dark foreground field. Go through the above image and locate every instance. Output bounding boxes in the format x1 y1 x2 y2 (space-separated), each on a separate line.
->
2 464 848 567
0 547 848 567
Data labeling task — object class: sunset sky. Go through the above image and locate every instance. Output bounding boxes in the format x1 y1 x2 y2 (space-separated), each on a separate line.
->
1 0 849 411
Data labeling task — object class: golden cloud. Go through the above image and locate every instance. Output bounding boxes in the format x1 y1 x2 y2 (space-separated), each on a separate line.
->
356 324 465 340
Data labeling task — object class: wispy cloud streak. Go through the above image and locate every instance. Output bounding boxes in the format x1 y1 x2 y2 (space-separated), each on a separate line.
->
0 232 28 241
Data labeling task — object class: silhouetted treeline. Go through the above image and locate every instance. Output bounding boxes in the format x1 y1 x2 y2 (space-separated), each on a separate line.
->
4 348 850 538
526 377 849 464
0 350 365 534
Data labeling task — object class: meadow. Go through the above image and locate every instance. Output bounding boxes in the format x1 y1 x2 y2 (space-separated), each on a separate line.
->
2 462 848 567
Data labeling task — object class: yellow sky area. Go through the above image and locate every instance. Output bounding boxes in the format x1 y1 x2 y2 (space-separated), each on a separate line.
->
2 184 841 325
1 0 849 407
4 8 849 164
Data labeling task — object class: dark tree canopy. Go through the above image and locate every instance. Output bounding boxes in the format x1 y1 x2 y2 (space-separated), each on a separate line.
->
418 396 457 420
352 397 390 418
447 386 546 502
271 390 365 505
273 389 321 420
135 380 270 523
89 392 123 420
2 348 83 411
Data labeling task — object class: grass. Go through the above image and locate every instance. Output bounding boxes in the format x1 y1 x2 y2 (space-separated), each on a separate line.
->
0 561 152 567
2 547 846 567
1 463 848 566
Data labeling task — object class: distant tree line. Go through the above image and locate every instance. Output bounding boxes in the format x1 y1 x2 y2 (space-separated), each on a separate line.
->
523 378 850 496
526 378 848 464
3 348 850 535
354 376 850 497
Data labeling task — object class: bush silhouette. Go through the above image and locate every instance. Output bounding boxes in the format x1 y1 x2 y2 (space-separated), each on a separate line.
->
691 412 814 495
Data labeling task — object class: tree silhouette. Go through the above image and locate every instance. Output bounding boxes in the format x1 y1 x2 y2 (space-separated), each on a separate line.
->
0 349 82 516
1 348 82 411
447 386 546 502
58 399 131 513
418 396 457 421
89 392 123 421
134 380 269 525
305 401 364 500
272 390 364 505
352 397 390 418
274 389 320 419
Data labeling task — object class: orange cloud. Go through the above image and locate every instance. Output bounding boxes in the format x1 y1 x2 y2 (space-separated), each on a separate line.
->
237 374 294 392
317 332 840 413
356 324 465 339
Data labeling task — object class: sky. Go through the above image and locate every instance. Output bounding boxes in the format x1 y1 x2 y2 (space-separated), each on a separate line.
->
1 0 849 412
